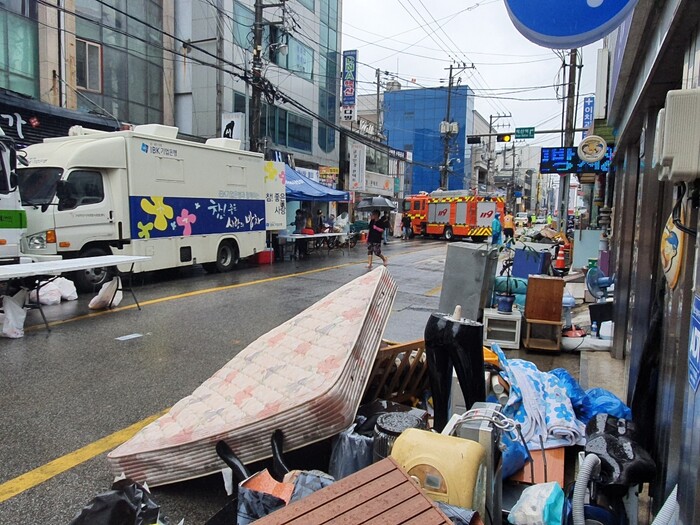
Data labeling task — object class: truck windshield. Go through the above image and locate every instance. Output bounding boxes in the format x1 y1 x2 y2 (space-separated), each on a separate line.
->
17 167 63 206
403 201 411 212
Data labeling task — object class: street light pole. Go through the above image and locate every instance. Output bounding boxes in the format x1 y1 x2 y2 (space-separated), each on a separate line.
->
440 63 454 190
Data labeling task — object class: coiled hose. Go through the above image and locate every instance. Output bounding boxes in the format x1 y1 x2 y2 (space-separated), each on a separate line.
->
572 453 601 525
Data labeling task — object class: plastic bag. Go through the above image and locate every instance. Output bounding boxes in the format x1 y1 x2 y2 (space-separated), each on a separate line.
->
508 481 564 525
329 424 374 479
54 276 78 301
583 387 632 421
2 290 27 338
286 470 334 502
501 430 530 479
29 280 62 305
89 277 122 310
69 479 160 525
436 502 480 524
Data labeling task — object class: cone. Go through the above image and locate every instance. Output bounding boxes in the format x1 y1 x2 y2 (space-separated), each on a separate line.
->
555 247 566 270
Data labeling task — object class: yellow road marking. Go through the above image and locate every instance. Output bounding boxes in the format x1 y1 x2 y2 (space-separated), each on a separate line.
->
426 284 442 296
0 409 169 503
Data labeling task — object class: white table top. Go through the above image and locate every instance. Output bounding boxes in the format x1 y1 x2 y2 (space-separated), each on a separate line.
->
0 255 151 280
279 232 345 240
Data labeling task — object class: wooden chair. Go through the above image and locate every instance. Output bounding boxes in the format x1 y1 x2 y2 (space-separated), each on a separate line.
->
363 339 429 404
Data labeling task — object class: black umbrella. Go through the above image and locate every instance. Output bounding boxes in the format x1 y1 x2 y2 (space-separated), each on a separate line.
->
354 196 397 212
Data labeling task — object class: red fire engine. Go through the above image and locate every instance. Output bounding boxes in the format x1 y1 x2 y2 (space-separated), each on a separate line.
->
403 190 505 241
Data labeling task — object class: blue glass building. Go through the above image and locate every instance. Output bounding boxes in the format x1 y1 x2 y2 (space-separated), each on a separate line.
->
384 86 474 194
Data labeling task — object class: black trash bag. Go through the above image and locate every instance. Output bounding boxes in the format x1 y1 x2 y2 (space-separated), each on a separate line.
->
425 312 485 432
69 479 160 525
585 413 656 487
328 422 374 479
236 485 287 525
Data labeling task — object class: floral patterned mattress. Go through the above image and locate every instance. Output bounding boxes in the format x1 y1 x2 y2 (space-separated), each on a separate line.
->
108 267 397 486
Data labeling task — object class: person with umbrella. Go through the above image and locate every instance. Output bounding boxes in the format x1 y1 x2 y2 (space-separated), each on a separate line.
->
367 209 389 269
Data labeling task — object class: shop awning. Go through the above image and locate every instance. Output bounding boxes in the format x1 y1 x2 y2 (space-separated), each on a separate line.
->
285 165 349 202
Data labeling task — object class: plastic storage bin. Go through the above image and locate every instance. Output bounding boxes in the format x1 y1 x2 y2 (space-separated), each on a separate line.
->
512 248 551 279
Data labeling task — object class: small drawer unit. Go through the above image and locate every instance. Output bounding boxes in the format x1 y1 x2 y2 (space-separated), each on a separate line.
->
483 308 522 349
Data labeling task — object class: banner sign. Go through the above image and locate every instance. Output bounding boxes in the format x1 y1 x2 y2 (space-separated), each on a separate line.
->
349 143 366 191
504 0 639 49
319 166 339 187
341 50 358 122
582 97 595 138
540 146 612 174
221 112 245 141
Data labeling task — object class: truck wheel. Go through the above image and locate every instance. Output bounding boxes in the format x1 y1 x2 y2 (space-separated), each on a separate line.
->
206 241 238 273
471 236 487 243
73 247 113 293
444 226 454 241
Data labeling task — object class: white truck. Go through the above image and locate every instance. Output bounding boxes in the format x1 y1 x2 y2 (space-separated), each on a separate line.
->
18 124 286 291
0 128 30 263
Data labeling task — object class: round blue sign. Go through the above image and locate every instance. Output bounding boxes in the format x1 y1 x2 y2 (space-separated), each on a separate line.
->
504 0 638 49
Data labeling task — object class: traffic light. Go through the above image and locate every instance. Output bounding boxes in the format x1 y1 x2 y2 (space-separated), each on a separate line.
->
497 133 512 143
467 136 482 144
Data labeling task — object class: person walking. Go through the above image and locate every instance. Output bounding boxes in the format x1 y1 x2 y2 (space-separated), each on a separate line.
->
503 210 515 246
491 212 503 246
367 209 388 268
401 214 412 240
382 211 391 244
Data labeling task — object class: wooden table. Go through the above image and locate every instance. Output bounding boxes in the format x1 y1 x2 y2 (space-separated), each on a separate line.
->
255 458 456 525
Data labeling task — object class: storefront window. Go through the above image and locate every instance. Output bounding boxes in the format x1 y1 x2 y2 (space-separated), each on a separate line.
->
0 5 38 98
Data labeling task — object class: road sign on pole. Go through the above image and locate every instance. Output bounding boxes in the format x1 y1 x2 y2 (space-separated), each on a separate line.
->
515 127 535 139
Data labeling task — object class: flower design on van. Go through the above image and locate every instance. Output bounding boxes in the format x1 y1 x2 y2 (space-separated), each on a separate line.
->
176 208 197 236
141 196 174 231
137 221 153 239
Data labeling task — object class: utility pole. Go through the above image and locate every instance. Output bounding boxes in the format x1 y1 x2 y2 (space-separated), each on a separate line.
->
511 141 516 211
376 68 381 134
485 113 511 192
558 48 578 232
440 63 454 190
249 0 287 154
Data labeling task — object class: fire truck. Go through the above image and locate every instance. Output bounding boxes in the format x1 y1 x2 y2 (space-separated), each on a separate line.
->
403 190 505 241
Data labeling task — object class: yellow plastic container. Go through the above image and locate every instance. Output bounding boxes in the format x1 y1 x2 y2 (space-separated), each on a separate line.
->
390 428 486 514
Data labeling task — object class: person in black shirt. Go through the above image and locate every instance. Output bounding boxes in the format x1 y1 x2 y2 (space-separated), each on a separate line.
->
367 209 388 268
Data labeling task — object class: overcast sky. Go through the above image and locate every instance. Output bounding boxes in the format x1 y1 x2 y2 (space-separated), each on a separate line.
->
341 0 602 148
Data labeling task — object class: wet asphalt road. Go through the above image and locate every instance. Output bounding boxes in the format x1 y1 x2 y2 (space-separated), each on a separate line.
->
0 237 578 524
0 239 449 524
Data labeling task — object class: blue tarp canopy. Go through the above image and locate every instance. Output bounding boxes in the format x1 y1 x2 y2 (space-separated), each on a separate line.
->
285 165 349 202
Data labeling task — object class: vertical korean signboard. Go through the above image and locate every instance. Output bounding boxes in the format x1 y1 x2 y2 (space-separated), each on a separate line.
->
341 50 358 122
349 143 366 191
582 97 595 139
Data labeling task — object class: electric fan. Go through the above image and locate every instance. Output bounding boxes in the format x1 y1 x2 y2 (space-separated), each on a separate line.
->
562 292 586 338
586 267 615 303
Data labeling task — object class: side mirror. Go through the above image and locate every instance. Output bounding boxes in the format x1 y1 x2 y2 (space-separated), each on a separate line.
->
55 179 68 200
9 171 17 190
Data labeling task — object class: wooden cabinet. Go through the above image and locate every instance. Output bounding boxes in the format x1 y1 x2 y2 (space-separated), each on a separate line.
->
523 275 565 352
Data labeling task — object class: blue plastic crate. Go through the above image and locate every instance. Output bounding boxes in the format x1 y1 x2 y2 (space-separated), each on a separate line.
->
512 248 551 279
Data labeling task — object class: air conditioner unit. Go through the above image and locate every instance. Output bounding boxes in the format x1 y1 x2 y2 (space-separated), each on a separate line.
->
652 108 669 181
661 89 700 182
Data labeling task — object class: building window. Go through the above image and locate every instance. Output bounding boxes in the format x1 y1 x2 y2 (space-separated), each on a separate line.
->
287 112 312 152
76 39 102 92
274 35 313 81
298 0 314 11
0 2 38 97
75 0 163 124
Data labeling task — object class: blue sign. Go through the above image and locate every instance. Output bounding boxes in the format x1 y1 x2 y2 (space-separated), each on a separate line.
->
342 50 357 107
689 295 700 392
129 196 265 240
504 0 639 49
540 146 612 174
582 96 595 138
